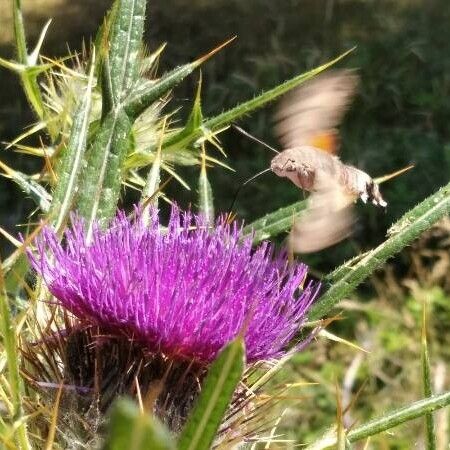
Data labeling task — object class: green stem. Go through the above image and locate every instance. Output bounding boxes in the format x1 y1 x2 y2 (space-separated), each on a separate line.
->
347 392 450 443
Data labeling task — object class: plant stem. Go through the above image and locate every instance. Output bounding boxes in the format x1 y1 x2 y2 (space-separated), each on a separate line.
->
348 392 450 443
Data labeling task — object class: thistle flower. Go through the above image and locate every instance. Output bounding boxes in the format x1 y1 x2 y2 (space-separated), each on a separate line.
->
30 206 319 364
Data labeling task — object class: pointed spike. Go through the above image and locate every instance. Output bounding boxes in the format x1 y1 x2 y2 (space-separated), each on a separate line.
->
374 164 415 185
194 36 237 66
0 160 13 177
29 19 52 66
0 226 22 248
196 70 202 101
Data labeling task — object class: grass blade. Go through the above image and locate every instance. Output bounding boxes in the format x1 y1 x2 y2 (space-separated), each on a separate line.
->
178 338 245 450
0 260 31 450
310 180 450 321
421 303 436 450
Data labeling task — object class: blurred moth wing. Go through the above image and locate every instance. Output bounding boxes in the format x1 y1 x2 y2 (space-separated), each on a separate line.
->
288 172 356 253
271 69 386 252
274 69 359 153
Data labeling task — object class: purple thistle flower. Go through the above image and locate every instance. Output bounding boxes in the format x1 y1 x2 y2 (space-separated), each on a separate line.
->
29 206 319 363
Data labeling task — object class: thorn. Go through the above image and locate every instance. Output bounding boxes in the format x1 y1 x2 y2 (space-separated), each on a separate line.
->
195 36 237 66
0 226 21 247
0 159 14 177
29 19 52 66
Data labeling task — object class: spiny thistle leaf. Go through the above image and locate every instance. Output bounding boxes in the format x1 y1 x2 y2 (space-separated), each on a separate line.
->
163 49 354 153
50 52 96 232
178 338 245 450
75 109 132 235
102 399 175 450
124 37 235 120
310 180 450 321
107 0 147 108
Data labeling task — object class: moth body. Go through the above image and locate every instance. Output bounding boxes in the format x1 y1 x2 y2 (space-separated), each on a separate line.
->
268 69 389 252
271 145 387 207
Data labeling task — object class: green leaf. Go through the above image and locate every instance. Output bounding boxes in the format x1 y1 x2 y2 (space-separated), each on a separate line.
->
178 338 245 450
76 109 132 236
107 0 146 107
102 398 175 450
242 200 307 244
310 180 450 321
50 54 96 232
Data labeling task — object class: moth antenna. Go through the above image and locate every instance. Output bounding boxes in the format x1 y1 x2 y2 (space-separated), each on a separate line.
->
374 164 415 185
232 123 279 154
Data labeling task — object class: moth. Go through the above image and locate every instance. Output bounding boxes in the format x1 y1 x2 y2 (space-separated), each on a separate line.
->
271 70 387 253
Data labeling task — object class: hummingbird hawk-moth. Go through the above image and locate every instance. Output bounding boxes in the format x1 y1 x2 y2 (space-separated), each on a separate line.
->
271 69 387 253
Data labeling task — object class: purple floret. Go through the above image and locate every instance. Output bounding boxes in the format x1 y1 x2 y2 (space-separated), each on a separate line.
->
29 206 320 363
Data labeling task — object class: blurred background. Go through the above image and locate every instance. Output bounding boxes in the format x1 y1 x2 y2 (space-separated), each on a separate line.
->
1 0 449 447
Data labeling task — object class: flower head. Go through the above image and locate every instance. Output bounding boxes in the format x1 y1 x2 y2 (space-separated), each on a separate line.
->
30 207 319 363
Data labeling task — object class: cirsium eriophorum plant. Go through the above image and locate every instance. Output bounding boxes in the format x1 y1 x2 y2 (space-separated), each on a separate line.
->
0 0 450 448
